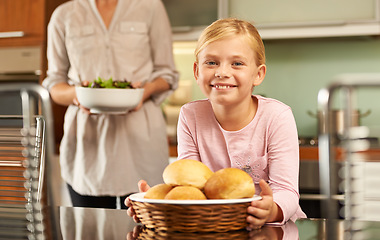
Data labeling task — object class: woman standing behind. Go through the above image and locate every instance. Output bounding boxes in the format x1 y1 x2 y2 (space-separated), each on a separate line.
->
43 0 178 209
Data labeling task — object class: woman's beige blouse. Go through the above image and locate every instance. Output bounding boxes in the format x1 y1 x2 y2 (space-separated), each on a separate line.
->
43 0 179 196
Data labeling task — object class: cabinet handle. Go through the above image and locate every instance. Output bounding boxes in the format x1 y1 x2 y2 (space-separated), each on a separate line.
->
0 31 25 38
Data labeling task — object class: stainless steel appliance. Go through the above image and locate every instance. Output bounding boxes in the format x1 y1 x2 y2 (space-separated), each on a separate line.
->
318 74 380 238
0 47 41 125
0 83 57 239
298 139 344 219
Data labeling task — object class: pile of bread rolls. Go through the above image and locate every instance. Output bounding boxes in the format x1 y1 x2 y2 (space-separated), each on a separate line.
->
144 159 256 200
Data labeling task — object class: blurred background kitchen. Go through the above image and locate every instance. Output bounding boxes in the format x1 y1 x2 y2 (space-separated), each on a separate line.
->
1 0 380 219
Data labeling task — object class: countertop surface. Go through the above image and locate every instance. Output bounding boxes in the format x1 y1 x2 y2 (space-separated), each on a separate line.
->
53 206 380 240
300 146 380 161
171 143 380 161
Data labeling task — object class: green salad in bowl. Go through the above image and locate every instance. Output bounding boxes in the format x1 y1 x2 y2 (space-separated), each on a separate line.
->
87 77 134 89
76 77 143 114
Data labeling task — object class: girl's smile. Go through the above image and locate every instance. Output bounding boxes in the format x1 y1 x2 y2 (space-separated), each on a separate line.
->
211 83 237 90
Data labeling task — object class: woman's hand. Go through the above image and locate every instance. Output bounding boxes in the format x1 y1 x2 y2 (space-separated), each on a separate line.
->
130 77 171 112
73 97 91 114
130 82 143 111
72 80 91 114
246 179 283 230
126 180 150 222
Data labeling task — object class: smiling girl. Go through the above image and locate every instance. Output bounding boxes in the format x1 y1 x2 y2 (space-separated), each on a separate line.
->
126 18 306 230
176 18 306 229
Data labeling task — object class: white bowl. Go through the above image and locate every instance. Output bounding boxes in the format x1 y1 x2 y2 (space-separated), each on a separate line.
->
75 86 144 114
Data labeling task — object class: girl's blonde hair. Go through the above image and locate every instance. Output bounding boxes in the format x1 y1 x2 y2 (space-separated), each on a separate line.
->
194 18 265 66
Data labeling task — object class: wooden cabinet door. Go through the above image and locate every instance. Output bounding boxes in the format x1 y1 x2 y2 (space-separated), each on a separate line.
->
0 0 46 46
0 0 69 153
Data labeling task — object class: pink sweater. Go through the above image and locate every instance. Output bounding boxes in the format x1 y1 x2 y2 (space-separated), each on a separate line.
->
177 95 306 223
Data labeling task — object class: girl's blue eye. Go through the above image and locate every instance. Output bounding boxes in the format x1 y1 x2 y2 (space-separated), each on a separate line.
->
206 61 216 65
233 62 243 66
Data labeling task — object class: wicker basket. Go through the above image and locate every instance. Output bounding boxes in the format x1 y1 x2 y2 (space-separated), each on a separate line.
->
136 227 250 239
130 193 261 233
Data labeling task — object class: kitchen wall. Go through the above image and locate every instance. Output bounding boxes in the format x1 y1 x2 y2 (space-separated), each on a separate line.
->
173 36 380 137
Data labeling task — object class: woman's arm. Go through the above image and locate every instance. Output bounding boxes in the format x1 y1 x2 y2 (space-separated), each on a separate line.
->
42 5 71 96
146 0 179 104
132 77 170 111
50 82 90 114
49 82 76 106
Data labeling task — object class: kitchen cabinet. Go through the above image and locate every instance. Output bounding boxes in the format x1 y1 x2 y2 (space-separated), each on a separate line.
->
166 0 380 40
0 0 44 46
228 0 380 39
0 0 64 47
0 0 69 153
169 144 178 157
164 0 380 41
0 0 68 77
163 0 222 41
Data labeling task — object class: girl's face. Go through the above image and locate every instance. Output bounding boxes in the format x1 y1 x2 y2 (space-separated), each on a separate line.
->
194 36 266 107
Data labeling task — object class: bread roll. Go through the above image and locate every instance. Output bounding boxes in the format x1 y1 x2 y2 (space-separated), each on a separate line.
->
163 159 213 189
204 168 255 199
164 186 207 200
144 183 173 199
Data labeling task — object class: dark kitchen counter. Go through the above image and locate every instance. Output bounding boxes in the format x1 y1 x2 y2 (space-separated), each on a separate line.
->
299 145 380 161
51 206 380 239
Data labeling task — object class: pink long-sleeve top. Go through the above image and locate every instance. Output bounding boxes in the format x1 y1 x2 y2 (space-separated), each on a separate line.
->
177 95 307 224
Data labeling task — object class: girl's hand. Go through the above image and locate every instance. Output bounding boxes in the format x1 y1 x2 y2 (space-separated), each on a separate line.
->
126 180 150 222
246 179 283 230
126 225 144 240
248 225 283 239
